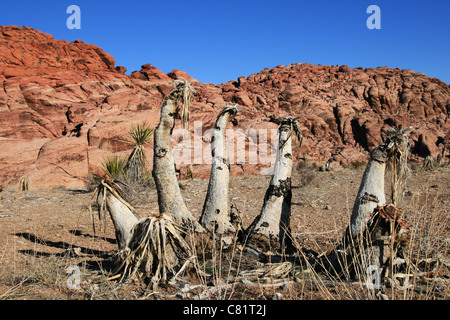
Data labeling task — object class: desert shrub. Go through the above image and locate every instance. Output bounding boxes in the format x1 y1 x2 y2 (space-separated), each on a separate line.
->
295 161 317 187
19 174 30 191
100 156 126 180
349 160 367 170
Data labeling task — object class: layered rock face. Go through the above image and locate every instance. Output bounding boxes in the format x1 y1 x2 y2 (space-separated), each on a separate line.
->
0 25 448 189
198 63 449 167
0 26 165 189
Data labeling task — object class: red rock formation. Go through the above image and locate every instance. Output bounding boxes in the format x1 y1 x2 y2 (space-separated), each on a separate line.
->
0 26 448 189
0 25 166 188
204 63 449 168
167 69 199 84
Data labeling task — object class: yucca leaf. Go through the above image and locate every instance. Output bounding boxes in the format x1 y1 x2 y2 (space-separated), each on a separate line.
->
100 156 126 179
129 122 154 146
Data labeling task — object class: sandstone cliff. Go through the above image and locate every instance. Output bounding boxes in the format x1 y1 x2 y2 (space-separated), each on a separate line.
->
0 26 448 189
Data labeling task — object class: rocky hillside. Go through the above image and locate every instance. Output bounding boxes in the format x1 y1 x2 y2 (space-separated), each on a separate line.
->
0 25 449 189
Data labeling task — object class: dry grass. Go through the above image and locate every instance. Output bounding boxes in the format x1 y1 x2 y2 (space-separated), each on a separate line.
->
0 165 448 300
18 175 29 192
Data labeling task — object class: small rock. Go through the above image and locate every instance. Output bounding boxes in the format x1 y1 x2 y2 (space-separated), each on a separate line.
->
73 247 82 256
246 247 260 257
274 292 283 300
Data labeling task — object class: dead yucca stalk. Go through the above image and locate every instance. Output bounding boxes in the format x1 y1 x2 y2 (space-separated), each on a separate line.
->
385 126 412 206
174 78 195 130
153 78 203 231
19 174 30 191
125 122 153 182
91 179 195 287
200 105 240 235
320 205 410 284
245 117 303 253
349 126 412 235
91 179 138 251
112 212 194 287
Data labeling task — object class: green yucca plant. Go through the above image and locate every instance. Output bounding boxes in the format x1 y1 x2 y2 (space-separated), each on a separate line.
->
100 156 126 180
128 122 154 146
125 122 154 182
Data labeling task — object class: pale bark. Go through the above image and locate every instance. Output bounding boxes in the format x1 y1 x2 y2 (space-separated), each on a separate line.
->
350 127 411 235
200 105 239 234
319 204 408 281
114 212 194 285
246 118 297 250
349 143 389 235
105 193 138 251
319 128 412 278
349 159 386 235
152 82 204 232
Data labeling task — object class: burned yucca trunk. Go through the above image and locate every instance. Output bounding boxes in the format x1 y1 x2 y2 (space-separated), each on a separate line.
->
321 205 409 284
349 127 411 235
245 117 301 253
318 127 412 285
349 147 388 236
152 79 204 232
91 179 138 252
111 212 194 287
200 105 241 235
92 179 194 287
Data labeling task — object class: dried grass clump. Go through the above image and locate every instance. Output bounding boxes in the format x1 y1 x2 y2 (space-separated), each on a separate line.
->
173 78 196 130
295 161 317 187
385 126 412 206
322 205 409 280
420 147 447 171
112 212 194 288
19 174 30 191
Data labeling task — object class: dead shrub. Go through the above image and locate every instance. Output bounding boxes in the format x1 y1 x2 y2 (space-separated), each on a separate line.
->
295 161 317 187
349 160 367 170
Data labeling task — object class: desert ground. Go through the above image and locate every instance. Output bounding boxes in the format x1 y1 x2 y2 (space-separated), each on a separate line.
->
0 162 448 300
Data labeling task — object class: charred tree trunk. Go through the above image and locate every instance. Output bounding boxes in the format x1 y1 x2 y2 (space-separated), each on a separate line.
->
245 118 300 253
318 128 412 282
349 149 388 235
105 192 138 251
349 126 411 235
152 80 204 232
200 105 240 234
93 180 139 252
318 205 410 284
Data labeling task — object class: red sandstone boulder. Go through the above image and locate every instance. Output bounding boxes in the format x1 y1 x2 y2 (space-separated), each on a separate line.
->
131 63 172 83
115 65 127 74
167 69 199 84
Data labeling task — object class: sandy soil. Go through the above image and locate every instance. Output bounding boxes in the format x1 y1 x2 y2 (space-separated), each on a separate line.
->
0 164 448 299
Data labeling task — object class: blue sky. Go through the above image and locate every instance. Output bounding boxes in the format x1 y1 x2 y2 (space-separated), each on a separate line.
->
1 0 449 84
